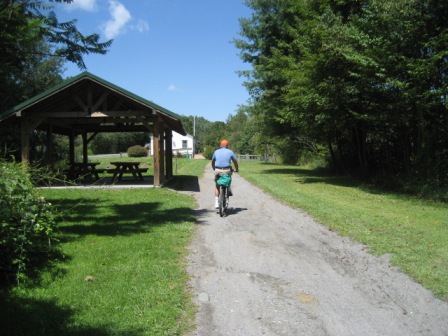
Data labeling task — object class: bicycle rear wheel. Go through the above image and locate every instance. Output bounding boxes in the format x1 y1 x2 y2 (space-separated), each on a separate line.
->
219 186 226 217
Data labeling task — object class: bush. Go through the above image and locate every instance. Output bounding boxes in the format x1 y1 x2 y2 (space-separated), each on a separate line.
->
0 160 58 285
127 145 148 157
203 146 216 160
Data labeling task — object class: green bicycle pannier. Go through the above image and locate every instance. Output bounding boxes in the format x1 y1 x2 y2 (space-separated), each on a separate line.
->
217 174 232 187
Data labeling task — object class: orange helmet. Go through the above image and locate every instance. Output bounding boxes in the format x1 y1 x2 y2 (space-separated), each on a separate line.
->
220 139 229 147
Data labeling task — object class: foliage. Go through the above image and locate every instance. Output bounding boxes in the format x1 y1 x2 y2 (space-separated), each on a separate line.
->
0 173 203 334
0 0 112 76
0 0 112 162
127 144 148 157
203 146 215 160
0 160 59 285
90 132 149 155
236 0 448 188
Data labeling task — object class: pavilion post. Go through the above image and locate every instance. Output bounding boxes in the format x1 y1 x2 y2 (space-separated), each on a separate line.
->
165 129 173 179
21 118 30 163
44 124 53 166
82 132 88 164
69 132 75 165
153 117 161 186
159 120 165 184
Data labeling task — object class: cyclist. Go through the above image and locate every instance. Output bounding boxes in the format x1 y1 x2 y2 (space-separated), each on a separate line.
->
211 139 239 209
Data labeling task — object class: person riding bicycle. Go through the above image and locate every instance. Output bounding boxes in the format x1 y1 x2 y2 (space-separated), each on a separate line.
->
212 139 239 209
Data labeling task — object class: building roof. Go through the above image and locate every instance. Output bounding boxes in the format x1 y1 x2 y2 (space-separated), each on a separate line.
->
0 71 186 135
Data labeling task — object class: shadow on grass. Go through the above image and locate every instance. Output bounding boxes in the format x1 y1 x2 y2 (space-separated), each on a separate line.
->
258 165 448 205
0 191 197 335
52 199 195 240
259 166 388 195
165 175 200 192
0 293 143 336
261 166 359 186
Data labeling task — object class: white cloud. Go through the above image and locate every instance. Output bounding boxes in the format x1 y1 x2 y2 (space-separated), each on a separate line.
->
168 84 181 92
68 0 97 12
102 0 132 39
132 19 150 33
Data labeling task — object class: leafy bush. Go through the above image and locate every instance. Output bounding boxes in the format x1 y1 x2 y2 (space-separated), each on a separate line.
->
0 160 58 285
203 146 215 160
127 145 148 157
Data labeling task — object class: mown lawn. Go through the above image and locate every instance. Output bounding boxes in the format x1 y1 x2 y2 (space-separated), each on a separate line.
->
238 160 448 300
0 158 209 336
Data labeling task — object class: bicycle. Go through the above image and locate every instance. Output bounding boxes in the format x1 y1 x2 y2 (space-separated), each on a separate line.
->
218 183 230 217
216 172 232 217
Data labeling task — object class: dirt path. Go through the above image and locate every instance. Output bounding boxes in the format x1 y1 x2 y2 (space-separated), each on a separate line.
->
186 163 448 336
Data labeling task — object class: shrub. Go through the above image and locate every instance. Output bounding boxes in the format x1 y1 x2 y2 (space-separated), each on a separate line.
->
203 146 216 160
127 145 148 157
0 160 58 285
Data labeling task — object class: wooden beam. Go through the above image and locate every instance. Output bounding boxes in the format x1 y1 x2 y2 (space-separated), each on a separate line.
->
28 110 154 118
153 117 160 186
44 125 53 166
136 116 154 131
165 129 173 179
159 119 165 184
21 119 30 162
69 132 75 165
73 94 88 112
93 91 109 111
82 133 88 164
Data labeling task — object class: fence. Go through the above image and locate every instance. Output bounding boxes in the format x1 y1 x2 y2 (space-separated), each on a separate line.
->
237 154 277 162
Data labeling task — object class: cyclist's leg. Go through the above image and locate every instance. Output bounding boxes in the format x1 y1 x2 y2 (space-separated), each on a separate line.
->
214 171 220 208
227 171 233 196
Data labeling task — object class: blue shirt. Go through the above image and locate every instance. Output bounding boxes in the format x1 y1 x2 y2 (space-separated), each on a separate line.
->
212 147 237 168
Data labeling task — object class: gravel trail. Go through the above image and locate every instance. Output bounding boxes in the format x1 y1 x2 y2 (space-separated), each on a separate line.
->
187 163 448 336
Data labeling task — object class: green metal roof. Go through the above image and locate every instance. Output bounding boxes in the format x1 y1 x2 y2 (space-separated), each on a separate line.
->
1 71 186 135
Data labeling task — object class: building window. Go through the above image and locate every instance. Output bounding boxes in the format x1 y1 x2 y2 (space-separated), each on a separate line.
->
182 140 188 149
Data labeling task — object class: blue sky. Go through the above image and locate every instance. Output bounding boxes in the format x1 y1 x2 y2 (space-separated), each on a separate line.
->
53 0 253 122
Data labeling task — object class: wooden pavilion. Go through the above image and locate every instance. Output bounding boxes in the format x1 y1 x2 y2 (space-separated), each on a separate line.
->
0 72 186 186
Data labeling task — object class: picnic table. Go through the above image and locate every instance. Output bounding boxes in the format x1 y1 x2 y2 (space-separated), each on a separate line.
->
107 161 148 181
64 162 104 180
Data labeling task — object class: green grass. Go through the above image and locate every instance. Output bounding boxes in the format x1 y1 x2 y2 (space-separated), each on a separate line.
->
0 158 209 336
238 160 448 300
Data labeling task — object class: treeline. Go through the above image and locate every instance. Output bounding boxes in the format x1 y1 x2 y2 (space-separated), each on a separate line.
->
180 112 261 159
233 0 448 191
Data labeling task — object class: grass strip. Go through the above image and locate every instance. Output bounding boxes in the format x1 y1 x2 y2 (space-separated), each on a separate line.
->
0 158 209 336
238 161 448 300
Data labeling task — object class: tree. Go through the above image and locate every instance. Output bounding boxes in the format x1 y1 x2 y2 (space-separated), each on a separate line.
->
0 0 113 162
0 0 112 112
236 0 448 188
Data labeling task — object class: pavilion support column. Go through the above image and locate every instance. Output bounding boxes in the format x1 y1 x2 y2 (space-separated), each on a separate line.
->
153 118 161 186
21 118 31 163
165 129 173 179
159 120 166 184
44 125 54 166
69 132 75 165
82 132 88 164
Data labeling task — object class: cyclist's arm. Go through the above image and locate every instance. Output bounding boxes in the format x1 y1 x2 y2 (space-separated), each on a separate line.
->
232 158 239 172
211 158 216 170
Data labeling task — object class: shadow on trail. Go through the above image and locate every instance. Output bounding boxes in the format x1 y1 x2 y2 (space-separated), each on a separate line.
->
226 207 248 216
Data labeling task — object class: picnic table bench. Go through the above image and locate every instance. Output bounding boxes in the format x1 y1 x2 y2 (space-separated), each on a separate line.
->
107 162 148 181
63 162 104 180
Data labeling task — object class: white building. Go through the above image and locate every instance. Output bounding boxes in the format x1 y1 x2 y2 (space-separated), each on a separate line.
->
148 132 195 157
